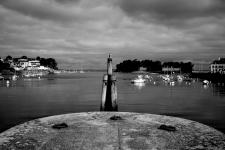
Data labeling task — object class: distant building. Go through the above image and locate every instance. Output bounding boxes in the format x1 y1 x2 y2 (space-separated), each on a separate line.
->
210 57 225 74
18 59 29 68
139 67 147 71
26 60 41 70
193 64 210 73
28 60 40 67
162 67 181 73
0 57 3 62
38 66 49 70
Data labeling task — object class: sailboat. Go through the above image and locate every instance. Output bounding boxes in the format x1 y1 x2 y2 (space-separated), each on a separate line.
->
79 70 84 73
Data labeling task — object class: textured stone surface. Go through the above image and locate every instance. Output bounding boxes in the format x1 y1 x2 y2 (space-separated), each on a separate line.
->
0 112 225 150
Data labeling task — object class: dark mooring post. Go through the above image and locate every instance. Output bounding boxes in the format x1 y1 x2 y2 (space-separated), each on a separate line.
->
100 54 118 111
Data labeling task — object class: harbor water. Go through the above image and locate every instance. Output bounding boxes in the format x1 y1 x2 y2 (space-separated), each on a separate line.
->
0 72 225 133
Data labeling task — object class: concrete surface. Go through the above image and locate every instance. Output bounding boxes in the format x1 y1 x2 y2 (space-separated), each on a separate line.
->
0 112 225 150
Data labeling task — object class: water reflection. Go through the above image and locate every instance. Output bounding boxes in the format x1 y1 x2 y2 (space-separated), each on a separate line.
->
212 83 225 97
134 82 145 90
0 80 15 88
203 85 209 89
6 81 10 88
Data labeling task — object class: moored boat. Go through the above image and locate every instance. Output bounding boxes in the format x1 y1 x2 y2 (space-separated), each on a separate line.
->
161 74 171 82
177 75 184 82
131 75 146 83
203 80 210 85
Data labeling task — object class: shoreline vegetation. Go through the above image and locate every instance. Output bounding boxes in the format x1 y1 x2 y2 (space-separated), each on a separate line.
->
115 59 193 73
115 59 225 83
0 55 58 77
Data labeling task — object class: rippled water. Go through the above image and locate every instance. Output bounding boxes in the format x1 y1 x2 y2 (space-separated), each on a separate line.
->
0 72 225 133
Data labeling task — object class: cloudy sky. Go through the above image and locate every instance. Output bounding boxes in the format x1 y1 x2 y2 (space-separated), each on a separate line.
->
0 0 225 69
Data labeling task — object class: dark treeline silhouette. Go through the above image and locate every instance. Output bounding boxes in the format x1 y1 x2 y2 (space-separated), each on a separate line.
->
116 59 193 73
0 55 14 73
5 55 13 61
116 59 141 72
0 61 14 73
37 57 58 70
141 60 162 72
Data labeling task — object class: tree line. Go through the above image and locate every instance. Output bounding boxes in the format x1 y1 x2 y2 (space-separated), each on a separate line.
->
36 57 58 70
115 59 193 73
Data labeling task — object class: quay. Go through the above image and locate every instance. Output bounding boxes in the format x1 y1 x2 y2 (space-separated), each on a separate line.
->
0 112 225 149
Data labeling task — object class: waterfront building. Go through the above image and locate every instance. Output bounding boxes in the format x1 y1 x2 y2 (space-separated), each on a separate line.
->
17 59 41 70
38 66 49 70
139 67 147 71
18 59 29 69
210 58 225 74
28 60 40 67
193 64 210 73
27 60 42 70
162 67 181 74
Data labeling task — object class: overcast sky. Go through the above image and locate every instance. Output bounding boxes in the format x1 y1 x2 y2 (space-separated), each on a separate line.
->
0 0 225 69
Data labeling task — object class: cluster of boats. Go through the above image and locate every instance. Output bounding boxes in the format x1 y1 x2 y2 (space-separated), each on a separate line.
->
131 74 210 87
159 74 186 85
0 69 86 82
23 71 47 78
0 71 45 82
131 74 186 84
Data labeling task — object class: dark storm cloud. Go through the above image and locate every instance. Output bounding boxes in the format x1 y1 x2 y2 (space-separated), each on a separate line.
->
118 0 225 25
0 0 82 22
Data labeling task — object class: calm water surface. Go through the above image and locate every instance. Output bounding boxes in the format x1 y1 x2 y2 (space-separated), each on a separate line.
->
0 72 225 133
